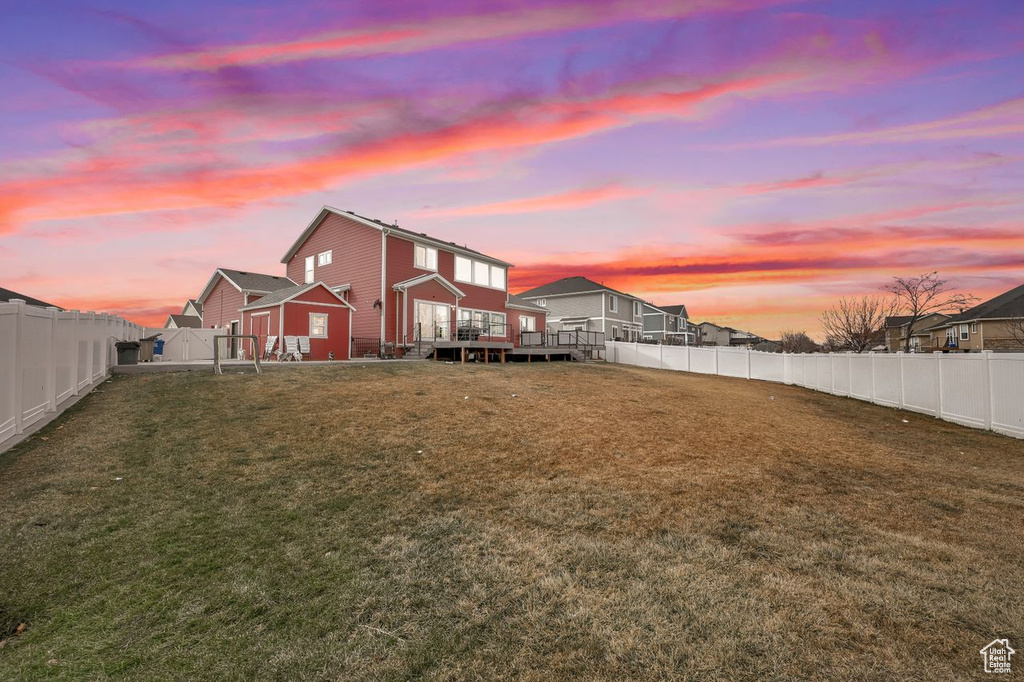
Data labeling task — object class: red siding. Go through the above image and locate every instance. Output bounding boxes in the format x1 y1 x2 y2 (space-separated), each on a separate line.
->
203 276 244 329
396 279 459 343
385 235 509 343
285 213 382 339
242 299 352 361
510 309 547 347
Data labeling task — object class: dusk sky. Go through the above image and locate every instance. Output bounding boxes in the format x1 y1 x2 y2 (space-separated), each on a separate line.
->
2 0 1023 335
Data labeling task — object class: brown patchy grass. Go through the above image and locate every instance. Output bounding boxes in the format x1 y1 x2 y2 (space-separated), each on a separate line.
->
0 362 1021 680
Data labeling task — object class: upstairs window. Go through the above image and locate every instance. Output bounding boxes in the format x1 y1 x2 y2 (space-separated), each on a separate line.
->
536 298 546 307
454 255 505 290
414 244 437 270
609 294 617 313
317 250 332 266
633 301 641 316
960 324 969 341
455 255 472 282
304 256 314 284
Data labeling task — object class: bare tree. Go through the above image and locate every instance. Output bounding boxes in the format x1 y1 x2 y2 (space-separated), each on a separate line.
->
779 330 819 354
820 296 894 352
1008 317 1024 348
883 272 976 352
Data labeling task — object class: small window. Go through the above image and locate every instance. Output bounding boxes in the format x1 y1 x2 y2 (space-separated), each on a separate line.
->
309 312 328 338
536 298 546 307
612 325 618 340
520 315 536 332
317 250 332 266
609 295 617 313
414 244 437 270
960 324 969 341
971 323 978 334
304 255 314 284
490 265 505 291
473 260 489 286
455 255 472 282
633 301 641 316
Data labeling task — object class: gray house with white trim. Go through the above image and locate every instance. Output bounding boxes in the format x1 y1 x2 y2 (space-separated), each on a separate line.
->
516 276 646 341
642 302 694 344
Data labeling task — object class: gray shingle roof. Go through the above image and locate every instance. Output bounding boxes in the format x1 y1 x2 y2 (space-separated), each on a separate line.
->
517 276 637 300
240 282 349 310
166 314 202 328
219 268 296 293
885 315 914 329
0 287 60 309
184 299 203 316
659 304 689 318
506 294 547 312
949 282 1024 322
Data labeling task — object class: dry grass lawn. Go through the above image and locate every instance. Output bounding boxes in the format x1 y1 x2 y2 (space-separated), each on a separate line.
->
0 362 1022 680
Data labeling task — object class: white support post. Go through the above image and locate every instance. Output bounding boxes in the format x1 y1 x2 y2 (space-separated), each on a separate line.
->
71 311 81 396
659 342 664 370
846 352 853 397
829 353 835 394
982 351 993 429
685 344 690 372
46 307 57 413
12 300 25 436
85 312 95 384
745 347 751 379
714 346 720 375
896 352 905 409
868 351 877 404
934 351 943 418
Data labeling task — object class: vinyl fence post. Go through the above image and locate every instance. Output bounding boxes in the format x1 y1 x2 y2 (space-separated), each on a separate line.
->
981 351 993 430
71 310 81 396
659 342 664 370
896 351 905 409
868 351 877 404
934 351 943 418
846 352 853 397
46 307 58 413
12 300 25 436
829 353 835 394
714 346 720 375
745 347 751 379
686 344 691 372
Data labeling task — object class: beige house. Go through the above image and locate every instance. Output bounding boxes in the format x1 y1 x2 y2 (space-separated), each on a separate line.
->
884 313 951 351
920 282 1024 352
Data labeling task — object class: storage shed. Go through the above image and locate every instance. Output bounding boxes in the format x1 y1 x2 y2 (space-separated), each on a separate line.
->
240 282 354 360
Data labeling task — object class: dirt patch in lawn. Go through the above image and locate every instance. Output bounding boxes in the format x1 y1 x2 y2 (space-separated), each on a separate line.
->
0 362 1021 679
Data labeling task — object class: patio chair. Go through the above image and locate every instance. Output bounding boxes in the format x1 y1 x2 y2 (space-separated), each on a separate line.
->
297 335 311 360
263 335 278 360
277 335 301 361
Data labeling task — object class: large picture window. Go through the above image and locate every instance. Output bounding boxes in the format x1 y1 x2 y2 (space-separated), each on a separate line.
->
454 255 505 291
520 315 536 332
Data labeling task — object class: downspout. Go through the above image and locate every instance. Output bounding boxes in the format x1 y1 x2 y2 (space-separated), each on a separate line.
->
380 229 389 343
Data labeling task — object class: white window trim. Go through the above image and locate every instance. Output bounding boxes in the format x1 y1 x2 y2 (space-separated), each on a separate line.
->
414 244 438 272
304 255 315 284
317 250 332 266
519 315 536 332
609 295 617 313
309 312 328 338
959 323 969 341
536 298 546 307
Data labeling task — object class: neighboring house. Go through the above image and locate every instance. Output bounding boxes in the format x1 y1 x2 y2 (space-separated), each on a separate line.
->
920 282 1024 351
884 313 951 351
0 287 61 309
279 206 545 349
240 282 355 360
641 302 694 344
182 299 203 321
196 268 297 335
516 276 645 341
697 322 763 347
164 314 202 329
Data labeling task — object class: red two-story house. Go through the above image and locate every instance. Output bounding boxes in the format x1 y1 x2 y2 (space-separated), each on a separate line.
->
280 207 546 353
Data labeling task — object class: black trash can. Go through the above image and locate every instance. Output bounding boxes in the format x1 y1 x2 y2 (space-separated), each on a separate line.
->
115 341 141 365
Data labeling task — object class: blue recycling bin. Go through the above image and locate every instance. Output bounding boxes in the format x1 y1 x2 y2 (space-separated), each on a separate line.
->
154 339 165 356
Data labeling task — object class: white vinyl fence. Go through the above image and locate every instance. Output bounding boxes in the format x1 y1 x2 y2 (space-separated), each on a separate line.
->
142 327 219 362
607 342 1024 440
1 299 142 452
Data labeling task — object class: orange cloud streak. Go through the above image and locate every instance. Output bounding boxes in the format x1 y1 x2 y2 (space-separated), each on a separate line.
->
422 184 649 217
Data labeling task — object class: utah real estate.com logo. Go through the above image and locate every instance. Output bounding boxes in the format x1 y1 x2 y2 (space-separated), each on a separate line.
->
980 639 1014 674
